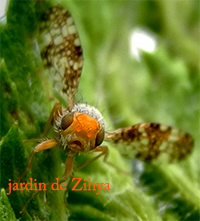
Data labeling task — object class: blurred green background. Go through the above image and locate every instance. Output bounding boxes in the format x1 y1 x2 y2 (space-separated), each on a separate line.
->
0 0 199 220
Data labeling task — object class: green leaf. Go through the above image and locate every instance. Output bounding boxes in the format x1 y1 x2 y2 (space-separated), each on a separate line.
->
0 189 17 221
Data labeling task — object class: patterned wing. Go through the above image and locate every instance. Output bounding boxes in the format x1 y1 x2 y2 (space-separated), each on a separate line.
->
105 123 194 162
39 6 83 110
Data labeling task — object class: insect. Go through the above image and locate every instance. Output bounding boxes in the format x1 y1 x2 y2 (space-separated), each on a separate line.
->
17 5 194 211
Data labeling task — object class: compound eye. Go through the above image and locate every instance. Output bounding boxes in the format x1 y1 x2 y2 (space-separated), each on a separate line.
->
61 113 74 130
95 128 105 146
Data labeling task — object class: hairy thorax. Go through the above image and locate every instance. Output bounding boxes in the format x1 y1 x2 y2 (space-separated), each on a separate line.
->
54 103 105 153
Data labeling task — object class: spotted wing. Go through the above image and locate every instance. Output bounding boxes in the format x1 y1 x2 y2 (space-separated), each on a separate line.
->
39 6 83 110
105 123 194 162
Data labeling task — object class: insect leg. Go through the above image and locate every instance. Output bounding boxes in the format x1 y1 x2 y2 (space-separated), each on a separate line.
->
62 152 76 181
19 103 61 182
7 140 59 213
92 146 129 174
75 146 109 171
22 103 61 143
16 139 59 183
21 190 41 214
76 146 128 174
43 102 62 137
21 151 76 213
